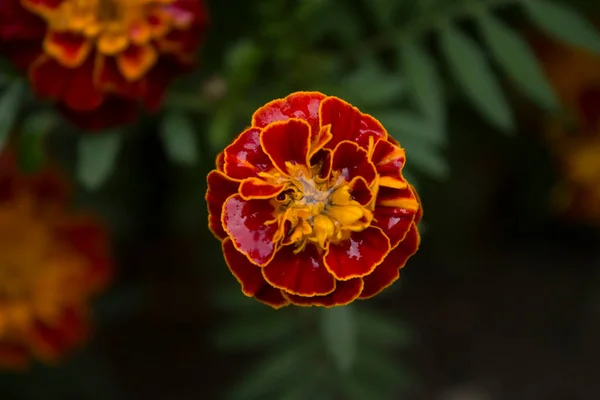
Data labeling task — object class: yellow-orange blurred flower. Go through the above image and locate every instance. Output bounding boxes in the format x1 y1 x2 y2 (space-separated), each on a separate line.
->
0 0 208 130
0 152 112 369
532 32 600 223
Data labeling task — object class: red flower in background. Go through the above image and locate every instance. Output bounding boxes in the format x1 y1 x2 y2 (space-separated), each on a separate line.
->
206 92 422 308
0 151 112 369
0 0 208 131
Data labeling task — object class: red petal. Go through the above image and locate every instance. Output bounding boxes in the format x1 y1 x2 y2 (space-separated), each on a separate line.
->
360 223 420 299
95 55 146 99
262 243 336 296
222 195 279 266
330 141 377 184
349 176 373 206
252 91 326 139
223 238 289 309
64 56 104 112
377 186 421 211
29 55 70 100
43 31 91 68
58 96 138 130
373 205 415 250
216 152 225 171
56 216 112 291
30 307 88 361
371 139 407 189
320 97 387 150
260 119 311 175
325 227 390 280
239 177 285 200
223 128 274 180
0 343 29 369
206 170 240 240
284 278 363 307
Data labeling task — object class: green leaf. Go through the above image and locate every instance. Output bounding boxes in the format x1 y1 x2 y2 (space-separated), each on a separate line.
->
365 0 396 29
337 59 405 107
228 341 314 400
397 134 448 179
375 111 445 145
18 112 56 173
525 0 600 54
441 26 514 132
215 312 298 350
0 81 24 152
399 41 445 121
77 132 121 190
478 12 558 110
225 39 263 90
207 105 235 152
320 305 356 373
160 110 198 165
356 308 413 348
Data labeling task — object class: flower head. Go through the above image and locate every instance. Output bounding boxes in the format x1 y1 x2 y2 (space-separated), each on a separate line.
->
0 152 112 369
0 0 208 130
206 92 422 308
531 31 600 223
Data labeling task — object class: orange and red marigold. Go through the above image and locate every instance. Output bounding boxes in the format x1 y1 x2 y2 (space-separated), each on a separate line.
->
0 0 208 130
0 151 112 369
206 92 422 308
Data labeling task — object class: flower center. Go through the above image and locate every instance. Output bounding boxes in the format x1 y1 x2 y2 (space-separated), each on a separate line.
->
270 165 373 252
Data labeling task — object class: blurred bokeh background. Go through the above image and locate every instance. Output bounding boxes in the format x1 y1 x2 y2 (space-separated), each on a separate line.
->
2 0 600 399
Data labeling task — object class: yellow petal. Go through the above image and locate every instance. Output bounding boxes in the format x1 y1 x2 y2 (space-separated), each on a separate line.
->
327 205 364 226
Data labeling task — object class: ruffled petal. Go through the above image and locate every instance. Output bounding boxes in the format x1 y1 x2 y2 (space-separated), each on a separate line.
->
239 177 285 200
29 307 88 362
360 223 420 299
325 227 390 280
283 278 363 307
262 243 336 296
222 238 289 309
371 139 408 189
58 95 138 131
117 44 157 82
320 97 387 150
377 186 420 211
29 55 70 100
222 195 280 267
206 170 240 240
330 141 377 184
348 176 374 206
55 216 112 291
260 119 311 175
43 31 91 68
223 128 274 180
373 206 416 250
0 343 29 369
63 56 104 112
252 91 326 139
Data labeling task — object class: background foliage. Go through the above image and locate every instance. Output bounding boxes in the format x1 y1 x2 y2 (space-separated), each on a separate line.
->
2 0 600 399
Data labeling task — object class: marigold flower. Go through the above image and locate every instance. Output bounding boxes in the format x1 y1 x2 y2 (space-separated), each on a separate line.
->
0 0 208 130
531 32 600 223
0 152 112 369
206 92 422 308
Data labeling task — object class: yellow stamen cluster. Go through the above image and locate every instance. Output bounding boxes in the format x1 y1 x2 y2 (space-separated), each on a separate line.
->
270 163 374 252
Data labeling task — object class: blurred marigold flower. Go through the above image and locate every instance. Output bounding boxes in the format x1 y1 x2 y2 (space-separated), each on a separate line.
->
531 32 600 223
0 151 112 369
206 92 422 308
0 0 208 131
